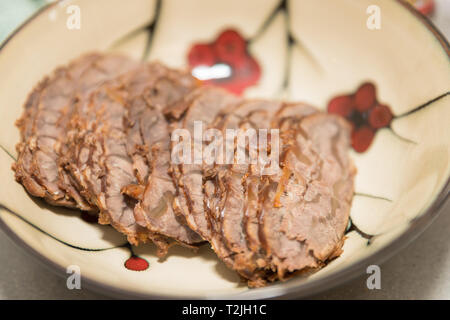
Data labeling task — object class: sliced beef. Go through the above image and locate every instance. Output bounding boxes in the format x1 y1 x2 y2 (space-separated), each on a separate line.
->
121 67 202 245
204 100 285 285
65 63 200 250
259 113 355 279
280 114 356 260
245 103 318 247
14 53 355 286
13 53 138 211
241 103 319 281
63 67 169 249
170 87 242 242
124 64 197 183
62 63 156 210
133 139 202 245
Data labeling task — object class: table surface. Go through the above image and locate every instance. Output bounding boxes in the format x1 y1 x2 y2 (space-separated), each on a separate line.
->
0 0 449 300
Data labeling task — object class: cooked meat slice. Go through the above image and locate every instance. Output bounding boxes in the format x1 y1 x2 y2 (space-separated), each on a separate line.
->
121 68 202 245
62 63 165 207
243 103 318 269
124 63 196 184
204 100 284 285
258 129 322 277
171 87 242 241
200 100 324 286
14 78 57 200
74 76 150 245
133 141 202 245
271 103 318 130
13 53 138 211
66 63 200 250
259 173 321 279
242 176 261 255
280 114 356 260
259 113 355 279
246 103 318 255
64 67 170 250
147 68 198 118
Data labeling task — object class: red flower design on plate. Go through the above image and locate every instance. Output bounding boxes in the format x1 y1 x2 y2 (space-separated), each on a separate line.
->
406 0 435 16
327 82 394 153
124 255 149 271
187 29 261 95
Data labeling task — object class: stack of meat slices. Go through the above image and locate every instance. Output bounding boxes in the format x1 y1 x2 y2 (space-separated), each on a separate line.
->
170 95 356 286
14 53 139 210
13 53 356 286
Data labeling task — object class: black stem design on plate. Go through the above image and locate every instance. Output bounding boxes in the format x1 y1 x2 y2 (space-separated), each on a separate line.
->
349 192 390 241
345 192 392 240
394 91 449 119
354 192 393 202
125 242 142 257
0 145 16 161
387 127 418 145
248 0 322 94
0 204 128 252
249 0 287 44
348 194 386 242
384 91 449 145
107 0 163 60
108 26 148 49
142 0 163 61
281 11 295 94
347 221 374 242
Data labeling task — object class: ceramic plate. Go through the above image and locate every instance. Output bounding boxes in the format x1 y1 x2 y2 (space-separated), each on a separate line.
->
0 0 448 299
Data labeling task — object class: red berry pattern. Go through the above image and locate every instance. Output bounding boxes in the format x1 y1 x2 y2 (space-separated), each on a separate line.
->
327 82 394 153
328 95 354 117
188 44 215 67
406 0 435 16
187 29 261 95
124 256 149 272
214 30 247 68
354 83 376 112
352 126 375 153
369 104 393 129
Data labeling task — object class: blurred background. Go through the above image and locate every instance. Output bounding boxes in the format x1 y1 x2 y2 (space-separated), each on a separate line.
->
0 0 449 300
